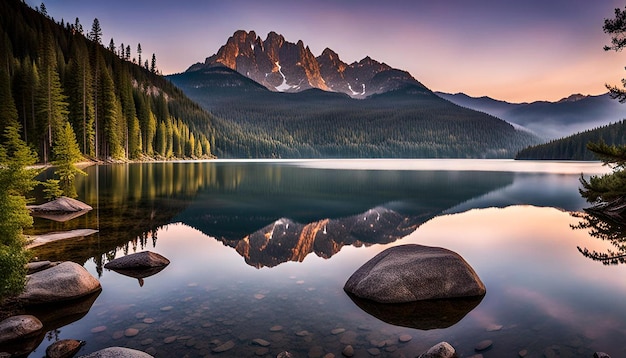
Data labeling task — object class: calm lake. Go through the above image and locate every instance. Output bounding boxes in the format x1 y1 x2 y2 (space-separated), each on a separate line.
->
24 159 626 357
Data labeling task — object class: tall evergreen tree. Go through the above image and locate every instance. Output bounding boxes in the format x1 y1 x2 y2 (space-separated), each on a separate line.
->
52 121 85 198
137 43 142 68
0 68 17 136
66 41 95 156
0 122 38 300
89 18 102 44
36 33 69 163
150 53 156 73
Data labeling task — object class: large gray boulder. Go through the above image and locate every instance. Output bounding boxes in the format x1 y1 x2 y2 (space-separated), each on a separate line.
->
104 251 170 270
18 262 101 305
78 347 154 358
0 315 43 343
344 244 485 303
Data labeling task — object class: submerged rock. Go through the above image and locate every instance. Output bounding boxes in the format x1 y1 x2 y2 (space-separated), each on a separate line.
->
104 251 170 270
18 262 101 305
78 347 153 357
46 339 85 358
344 244 486 303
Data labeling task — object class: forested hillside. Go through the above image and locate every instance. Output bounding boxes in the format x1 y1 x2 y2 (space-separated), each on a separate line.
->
515 120 626 160
169 67 542 158
0 0 214 162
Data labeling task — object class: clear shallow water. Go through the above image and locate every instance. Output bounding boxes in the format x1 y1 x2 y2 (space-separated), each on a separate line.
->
23 160 626 357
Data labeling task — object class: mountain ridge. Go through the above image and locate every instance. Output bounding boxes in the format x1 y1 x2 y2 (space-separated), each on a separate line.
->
187 30 426 98
436 91 625 139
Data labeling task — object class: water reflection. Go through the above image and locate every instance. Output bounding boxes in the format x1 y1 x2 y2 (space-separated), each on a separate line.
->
30 162 516 269
572 209 626 265
24 161 626 357
346 294 483 330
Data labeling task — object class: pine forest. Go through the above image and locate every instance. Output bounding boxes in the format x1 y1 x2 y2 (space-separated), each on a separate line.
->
0 0 214 163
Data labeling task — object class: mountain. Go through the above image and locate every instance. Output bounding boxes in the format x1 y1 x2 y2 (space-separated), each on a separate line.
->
187 30 424 98
437 92 626 140
515 120 626 160
169 66 541 158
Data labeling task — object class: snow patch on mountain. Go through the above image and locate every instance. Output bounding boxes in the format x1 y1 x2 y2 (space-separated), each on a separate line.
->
275 62 292 92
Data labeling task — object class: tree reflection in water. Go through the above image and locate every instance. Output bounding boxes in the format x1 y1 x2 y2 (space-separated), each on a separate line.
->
572 209 626 265
574 142 626 264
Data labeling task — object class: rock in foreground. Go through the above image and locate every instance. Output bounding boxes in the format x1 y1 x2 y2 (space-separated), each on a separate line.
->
344 244 485 303
78 347 153 358
104 251 170 270
0 315 43 343
18 262 101 305
46 339 85 358
418 341 456 358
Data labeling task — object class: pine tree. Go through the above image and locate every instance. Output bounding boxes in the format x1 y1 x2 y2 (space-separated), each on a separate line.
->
0 122 38 300
137 43 142 68
150 53 156 73
36 33 69 163
0 68 17 136
97 63 123 159
89 18 102 44
52 121 85 197
66 41 95 156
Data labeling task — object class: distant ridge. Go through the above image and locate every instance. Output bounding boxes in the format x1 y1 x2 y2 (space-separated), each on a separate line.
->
436 92 625 140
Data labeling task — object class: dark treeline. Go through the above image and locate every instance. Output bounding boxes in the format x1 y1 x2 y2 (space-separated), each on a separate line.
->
170 68 540 158
515 120 626 160
0 0 214 162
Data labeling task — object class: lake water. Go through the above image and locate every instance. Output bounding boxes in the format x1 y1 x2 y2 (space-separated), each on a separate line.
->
23 159 626 357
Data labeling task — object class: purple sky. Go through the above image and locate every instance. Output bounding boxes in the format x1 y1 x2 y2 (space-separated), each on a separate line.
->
30 0 626 102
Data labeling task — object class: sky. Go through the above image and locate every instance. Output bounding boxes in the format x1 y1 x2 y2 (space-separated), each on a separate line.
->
27 0 626 103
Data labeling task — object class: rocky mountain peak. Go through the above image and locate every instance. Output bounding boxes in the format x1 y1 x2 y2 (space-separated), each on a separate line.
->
192 30 425 97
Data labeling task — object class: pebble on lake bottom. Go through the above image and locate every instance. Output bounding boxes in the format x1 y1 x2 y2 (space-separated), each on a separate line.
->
143 318 155 324
270 325 284 332
163 335 177 344
475 340 493 351
90 326 107 333
519 349 528 357
342 345 354 357
212 340 235 353
124 328 139 337
160 306 173 311
485 323 503 332
255 347 269 356
111 331 124 340
398 334 412 343
252 338 271 347
331 328 345 335
367 347 381 356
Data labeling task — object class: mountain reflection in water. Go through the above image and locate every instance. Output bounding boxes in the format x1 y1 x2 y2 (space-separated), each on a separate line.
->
31 161 516 268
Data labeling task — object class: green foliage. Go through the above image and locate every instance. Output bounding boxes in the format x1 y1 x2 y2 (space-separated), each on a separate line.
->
515 121 626 160
0 124 37 300
42 178 63 200
604 6 626 102
52 121 86 198
170 69 540 158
